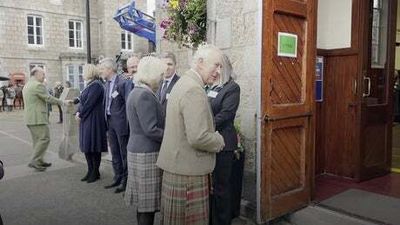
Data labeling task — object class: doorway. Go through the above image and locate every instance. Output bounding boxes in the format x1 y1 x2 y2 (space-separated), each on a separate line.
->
314 0 398 201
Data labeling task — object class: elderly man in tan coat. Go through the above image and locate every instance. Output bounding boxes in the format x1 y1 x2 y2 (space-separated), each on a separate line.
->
23 67 65 171
157 45 225 225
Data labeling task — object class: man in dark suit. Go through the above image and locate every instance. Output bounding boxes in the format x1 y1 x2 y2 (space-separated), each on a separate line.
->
99 58 129 193
156 52 180 116
123 55 140 101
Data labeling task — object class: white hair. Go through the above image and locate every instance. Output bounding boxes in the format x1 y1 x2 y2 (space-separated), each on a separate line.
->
134 56 167 91
191 44 222 69
220 54 236 84
99 57 117 72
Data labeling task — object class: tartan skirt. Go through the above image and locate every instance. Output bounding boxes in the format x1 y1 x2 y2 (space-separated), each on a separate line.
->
160 171 210 225
124 151 162 212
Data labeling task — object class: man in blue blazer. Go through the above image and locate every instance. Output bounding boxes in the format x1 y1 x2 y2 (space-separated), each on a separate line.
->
99 58 130 193
156 52 180 116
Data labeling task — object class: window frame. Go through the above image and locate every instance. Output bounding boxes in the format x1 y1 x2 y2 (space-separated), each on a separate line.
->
68 20 84 49
27 15 44 47
121 30 134 51
66 64 85 91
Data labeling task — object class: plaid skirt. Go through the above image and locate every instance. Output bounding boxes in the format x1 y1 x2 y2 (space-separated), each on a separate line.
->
124 152 162 212
161 171 210 225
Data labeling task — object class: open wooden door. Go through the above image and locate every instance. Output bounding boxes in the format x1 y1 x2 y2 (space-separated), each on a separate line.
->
260 0 316 222
359 0 397 180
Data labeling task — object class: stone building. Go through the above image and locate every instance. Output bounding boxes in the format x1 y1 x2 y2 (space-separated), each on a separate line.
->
0 0 151 89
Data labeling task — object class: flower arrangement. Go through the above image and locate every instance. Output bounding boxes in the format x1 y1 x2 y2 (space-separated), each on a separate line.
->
160 0 207 48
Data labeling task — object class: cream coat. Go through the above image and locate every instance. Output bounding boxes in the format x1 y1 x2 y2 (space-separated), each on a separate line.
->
156 70 225 176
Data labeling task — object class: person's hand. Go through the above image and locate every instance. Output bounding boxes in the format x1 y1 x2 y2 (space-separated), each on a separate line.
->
75 112 81 122
63 100 73 106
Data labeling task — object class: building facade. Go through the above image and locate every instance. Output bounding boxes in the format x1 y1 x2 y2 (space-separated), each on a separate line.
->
0 0 150 89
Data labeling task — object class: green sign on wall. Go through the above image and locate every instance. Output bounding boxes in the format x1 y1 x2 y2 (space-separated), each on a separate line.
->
277 32 298 58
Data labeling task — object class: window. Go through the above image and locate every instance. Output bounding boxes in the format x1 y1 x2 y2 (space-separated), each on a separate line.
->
27 15 43 45
147 0 156 16
67 65 75 87
29 63 45 73
66 64 84 91
78 65 84 90
69 20 83 48
121 30 134 51
371 0 388 68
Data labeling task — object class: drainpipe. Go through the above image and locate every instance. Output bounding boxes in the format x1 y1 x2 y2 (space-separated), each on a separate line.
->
86 0 91 63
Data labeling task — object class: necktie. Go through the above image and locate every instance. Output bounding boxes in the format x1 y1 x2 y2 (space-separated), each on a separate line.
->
204 85 210 93
105 80 111 115
160 80 169 102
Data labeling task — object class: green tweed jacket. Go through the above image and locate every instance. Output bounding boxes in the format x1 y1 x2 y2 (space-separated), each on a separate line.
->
22 78 62 125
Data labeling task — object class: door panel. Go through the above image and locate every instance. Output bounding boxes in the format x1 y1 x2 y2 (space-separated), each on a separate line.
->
360 0 396 180
261 0 316 222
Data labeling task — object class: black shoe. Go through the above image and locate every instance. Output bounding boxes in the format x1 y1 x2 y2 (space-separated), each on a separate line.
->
28 163 46 172
38 162 52 167
114 185 126 193
104 181 121 189
81 173 90 182
87 174 99 184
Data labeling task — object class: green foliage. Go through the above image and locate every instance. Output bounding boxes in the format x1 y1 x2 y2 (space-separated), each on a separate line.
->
160 0 207 48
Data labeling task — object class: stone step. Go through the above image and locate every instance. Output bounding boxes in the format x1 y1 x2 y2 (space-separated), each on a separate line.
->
287 205 379 225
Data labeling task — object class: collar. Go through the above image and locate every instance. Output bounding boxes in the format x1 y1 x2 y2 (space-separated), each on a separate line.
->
137 82 155 95
163 73 176 83
107 74 117 82
190 69 205 85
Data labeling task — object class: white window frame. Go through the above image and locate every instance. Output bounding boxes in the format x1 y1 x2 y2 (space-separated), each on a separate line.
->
78 64 84 90
121 30 134 51
147 0 156 16
68 20 83 49
66 64 85 91
27 15 44 46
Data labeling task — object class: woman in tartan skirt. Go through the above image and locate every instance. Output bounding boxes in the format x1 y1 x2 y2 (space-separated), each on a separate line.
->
125 56 167 225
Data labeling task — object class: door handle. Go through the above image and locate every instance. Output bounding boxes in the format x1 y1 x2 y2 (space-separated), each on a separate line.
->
363 76 371 97
352 79 357 95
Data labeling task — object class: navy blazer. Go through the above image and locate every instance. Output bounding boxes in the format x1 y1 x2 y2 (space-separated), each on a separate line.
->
123 78 135 102
106 75 130 136
126 85 164 153
156 74 180 116
209 79 241 151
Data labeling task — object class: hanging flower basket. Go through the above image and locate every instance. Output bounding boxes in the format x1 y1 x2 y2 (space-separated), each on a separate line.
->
160 0 207 48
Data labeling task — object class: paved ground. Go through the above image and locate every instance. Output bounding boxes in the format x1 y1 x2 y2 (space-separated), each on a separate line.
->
0 110 256 225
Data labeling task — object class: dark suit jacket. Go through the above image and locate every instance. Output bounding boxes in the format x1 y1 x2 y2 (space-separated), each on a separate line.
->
107 75 129 136
156 74 180 116
209 79 240 151
123 79 135 102
126 85 164 153
0 160 3 180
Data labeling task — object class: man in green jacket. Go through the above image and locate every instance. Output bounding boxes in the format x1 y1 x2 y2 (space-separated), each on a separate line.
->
23 67 65 171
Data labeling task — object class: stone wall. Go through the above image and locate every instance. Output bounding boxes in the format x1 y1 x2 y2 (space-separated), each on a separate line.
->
0 0 150 88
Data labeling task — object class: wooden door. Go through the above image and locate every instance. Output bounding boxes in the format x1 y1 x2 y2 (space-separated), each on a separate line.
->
359 0 397 180
260 0 316 222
